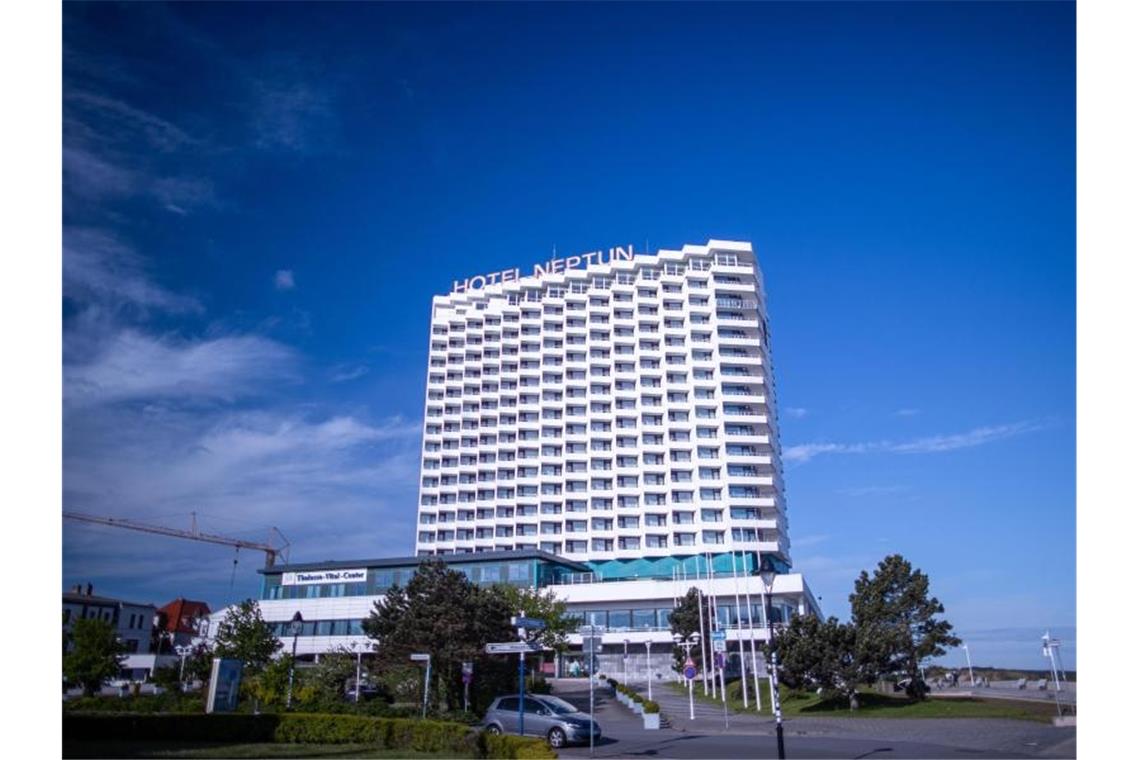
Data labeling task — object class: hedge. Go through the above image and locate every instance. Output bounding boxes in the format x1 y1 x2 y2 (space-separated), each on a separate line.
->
63 713 554 757
64 714 278 743
478 733 558 759
63 693 206 714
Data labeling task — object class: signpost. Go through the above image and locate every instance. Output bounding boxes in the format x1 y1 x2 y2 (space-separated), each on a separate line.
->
484 642 543 654
579 624 603 756
461 661 473 713
511 616 546 629
410 653 431 719
674 632 701 722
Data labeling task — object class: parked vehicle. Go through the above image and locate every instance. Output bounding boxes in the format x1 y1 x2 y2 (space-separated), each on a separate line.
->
482 694 601 748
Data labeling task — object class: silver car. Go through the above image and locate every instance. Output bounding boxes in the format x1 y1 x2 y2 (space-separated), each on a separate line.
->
482 694 602 748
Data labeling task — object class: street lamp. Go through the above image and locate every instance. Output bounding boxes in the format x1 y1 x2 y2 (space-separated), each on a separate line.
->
673 632 701 720
623 639 630 685
174 644 193 691
286 611 303 709
962 643 975 687
758 567 778 715
644 640 653 702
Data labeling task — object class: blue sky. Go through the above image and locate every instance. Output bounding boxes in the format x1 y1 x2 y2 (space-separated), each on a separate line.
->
62 2 1075 670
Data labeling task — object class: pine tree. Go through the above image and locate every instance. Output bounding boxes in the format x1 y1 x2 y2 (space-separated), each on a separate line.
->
849 554 960 699
667 587 714 675
362 560 516 711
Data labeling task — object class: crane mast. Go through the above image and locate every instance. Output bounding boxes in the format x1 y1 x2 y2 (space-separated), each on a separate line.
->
63 510 290 567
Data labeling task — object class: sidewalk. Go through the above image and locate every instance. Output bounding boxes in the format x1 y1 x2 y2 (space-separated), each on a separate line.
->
621 679 1076 757
627 678 777 734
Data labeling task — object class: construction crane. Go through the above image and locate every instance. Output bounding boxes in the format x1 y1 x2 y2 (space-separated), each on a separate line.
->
63 510 290 567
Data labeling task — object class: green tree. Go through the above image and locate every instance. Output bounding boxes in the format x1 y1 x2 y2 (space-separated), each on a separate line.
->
243 654 296 709
767 615 874 709
850 554 960 699
667 587 713 675
363 560 515 712
491 583 576 652
309 645 358 702
212 599 282 673
151 663 183 693
182 642 215 687
63 618 127 696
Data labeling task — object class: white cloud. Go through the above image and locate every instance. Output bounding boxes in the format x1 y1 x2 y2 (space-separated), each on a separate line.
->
251 77 337 154
66 90 198 152
890 422 1045 454
64 227 203 314
64 407 423 608
64 86 216 215
62 145 136 200
275 270 296 290
64 329 296 407
330 364 370 383
837 485 910 497
785 421 1045 464
894 408 921 417
784 441 875 463
785 407 809 419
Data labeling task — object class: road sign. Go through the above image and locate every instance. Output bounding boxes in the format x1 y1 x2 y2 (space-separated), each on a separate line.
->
711 630 727 641
712 639 727 653
511 616 546 629
578 624 604 635
683 657 696 680
461 661 473 676
485 641 543 654
409 653 431 662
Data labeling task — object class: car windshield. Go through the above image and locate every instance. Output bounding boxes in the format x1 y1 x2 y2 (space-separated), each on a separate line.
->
537 696 579 715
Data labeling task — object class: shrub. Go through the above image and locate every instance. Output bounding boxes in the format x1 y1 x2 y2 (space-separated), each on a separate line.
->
273 714 474 751
479 731 558 759
64 693 205 714
642 700 660 714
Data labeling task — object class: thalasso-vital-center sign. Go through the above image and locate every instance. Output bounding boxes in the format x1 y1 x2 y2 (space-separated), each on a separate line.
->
451 244 635 294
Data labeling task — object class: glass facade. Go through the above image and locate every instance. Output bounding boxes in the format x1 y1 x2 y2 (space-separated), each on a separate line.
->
270 618 366 638
582 552 772 581
260 553 583 601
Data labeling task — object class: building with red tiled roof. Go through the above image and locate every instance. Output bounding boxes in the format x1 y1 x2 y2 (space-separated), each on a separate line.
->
157 598 211 647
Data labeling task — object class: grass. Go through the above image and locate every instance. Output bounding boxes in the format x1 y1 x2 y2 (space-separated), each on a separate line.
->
668 680 1058 723
62 741 472 759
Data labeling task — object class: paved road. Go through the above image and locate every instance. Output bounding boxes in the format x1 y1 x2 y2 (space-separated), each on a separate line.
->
549 679 1075 759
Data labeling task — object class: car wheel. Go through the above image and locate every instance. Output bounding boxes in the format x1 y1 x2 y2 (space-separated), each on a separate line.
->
486 725 502 735
547 727 567 749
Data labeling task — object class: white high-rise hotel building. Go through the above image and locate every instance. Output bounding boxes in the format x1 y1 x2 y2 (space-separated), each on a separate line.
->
415 239 792 577
208 239 818 680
